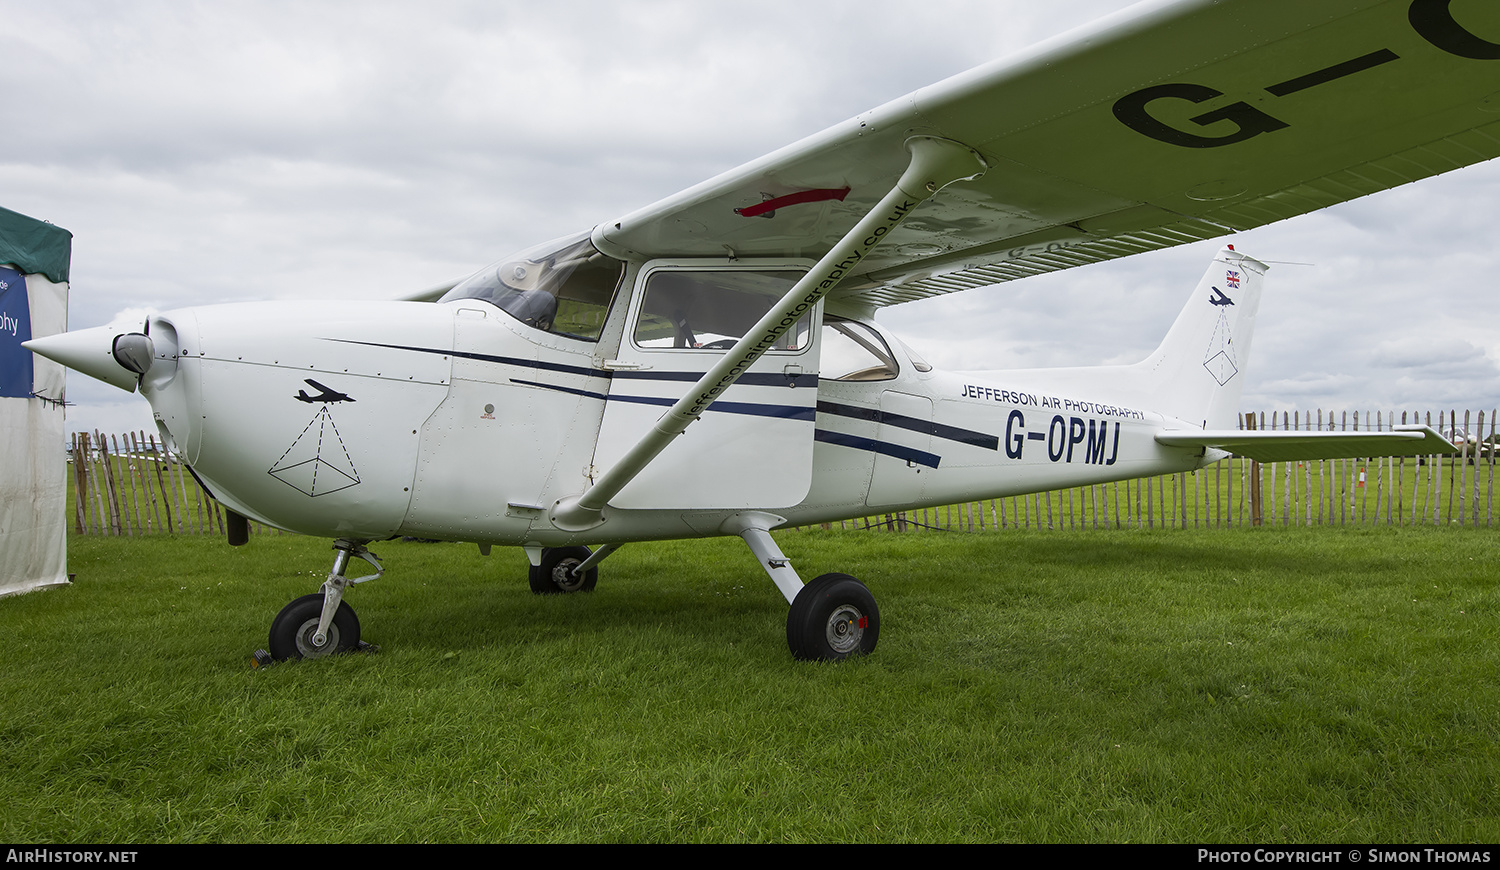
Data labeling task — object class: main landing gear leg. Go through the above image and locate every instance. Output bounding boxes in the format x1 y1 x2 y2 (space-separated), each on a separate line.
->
266 538 384 662
722 512 879 661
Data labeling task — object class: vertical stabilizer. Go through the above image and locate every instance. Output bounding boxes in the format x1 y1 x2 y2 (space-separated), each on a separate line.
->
1137 247 1265 429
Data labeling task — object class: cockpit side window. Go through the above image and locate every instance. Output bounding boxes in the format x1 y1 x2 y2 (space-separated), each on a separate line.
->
632 269 810 351
440 233 624 342
819 317 898 381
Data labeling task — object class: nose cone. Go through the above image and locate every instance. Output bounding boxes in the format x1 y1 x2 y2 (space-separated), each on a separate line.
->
23 325 142 392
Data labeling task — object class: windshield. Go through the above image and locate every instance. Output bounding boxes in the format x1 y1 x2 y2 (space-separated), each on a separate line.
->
441 232 624 341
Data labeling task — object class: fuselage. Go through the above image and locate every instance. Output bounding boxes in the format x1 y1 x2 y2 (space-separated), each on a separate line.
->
139 287 1208 547
32 237 1262 549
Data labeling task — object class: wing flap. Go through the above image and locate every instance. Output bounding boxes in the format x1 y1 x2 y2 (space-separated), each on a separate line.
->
1155 425 1460 462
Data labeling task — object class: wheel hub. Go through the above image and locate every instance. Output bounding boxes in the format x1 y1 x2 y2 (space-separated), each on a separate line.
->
825 604 865 655
294 619 341 658
552 559 586 592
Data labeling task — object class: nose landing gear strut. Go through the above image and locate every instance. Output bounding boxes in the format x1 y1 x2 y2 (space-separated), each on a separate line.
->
258 538 384 665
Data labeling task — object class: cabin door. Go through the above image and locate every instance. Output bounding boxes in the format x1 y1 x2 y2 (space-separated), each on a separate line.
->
592 261 821 509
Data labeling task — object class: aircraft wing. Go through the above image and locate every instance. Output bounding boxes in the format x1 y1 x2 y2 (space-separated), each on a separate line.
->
1155 424 1459 462
399 278 464 303
594 0 1500 309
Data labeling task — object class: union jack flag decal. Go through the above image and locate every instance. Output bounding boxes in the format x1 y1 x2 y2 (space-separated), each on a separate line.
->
1225 269 1241 289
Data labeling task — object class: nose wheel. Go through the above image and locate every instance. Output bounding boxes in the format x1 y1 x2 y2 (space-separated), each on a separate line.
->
269 593 361 659
265 539 382 662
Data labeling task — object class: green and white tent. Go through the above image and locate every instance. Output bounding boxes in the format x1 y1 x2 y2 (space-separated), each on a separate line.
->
1 205 71 597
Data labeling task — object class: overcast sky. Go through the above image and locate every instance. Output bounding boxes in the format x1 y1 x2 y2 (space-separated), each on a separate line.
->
5 0 1499 437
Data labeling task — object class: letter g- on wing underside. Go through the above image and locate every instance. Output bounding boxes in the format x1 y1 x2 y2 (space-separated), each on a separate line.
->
594 0 1500 310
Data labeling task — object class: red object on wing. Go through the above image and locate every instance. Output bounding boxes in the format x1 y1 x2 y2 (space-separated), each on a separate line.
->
735 187 851 218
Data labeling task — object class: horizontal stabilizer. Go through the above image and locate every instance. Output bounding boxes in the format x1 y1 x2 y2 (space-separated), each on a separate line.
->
1155 425 1458 462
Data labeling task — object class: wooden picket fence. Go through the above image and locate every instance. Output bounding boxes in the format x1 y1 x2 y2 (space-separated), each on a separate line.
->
821 409 1500 532
69 410 1498 537
68 430 283 537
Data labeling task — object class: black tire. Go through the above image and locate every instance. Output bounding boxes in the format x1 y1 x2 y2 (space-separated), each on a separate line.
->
268 593 360 661
786 573 879 661
528 546 598 594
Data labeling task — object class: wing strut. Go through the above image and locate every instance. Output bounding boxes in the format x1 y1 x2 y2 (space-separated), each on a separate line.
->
551 136 987 531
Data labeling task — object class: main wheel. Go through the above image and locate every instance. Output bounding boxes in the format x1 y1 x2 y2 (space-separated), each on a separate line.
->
786 573 879 661
528 546 598 594
268 593 361 661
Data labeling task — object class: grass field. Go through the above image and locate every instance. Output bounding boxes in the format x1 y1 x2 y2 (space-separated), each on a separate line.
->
3 527 1499 842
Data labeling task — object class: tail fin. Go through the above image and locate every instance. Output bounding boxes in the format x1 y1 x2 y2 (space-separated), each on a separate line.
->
1137 247 1266 429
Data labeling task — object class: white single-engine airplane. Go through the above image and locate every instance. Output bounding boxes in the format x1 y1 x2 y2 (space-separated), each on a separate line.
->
26 0 1495 662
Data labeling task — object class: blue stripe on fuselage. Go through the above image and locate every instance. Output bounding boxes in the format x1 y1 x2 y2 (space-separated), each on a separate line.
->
813 429 941 468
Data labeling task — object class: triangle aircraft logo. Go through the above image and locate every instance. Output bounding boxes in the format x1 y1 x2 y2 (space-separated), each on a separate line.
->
1202 310 1238 386
268 406 361 497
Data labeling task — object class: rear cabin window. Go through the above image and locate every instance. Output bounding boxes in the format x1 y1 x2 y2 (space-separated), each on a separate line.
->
819 318 898 381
